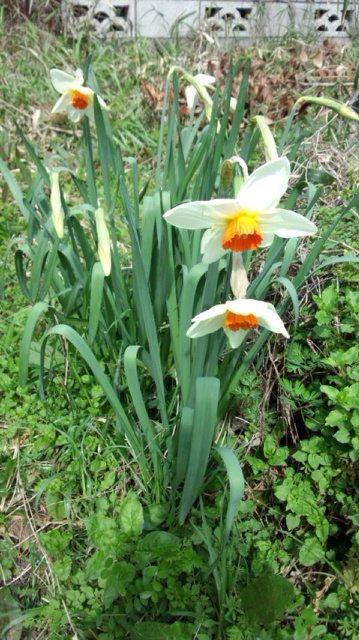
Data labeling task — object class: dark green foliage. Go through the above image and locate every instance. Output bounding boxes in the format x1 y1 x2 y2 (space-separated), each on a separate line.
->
241 574 295 625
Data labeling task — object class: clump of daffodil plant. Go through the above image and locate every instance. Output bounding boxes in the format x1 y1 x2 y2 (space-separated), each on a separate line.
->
2 61 357 535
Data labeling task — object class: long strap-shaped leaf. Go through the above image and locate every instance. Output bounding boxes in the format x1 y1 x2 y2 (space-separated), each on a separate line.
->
0 156 30 221
214 445 245 540
39 324 145 467
124 345 162 500
174 406 194 489
179 377 220 524
19 301 49 385
119 178 169 429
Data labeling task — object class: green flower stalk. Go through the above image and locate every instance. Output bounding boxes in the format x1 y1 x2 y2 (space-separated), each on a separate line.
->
230 253 249 299
50 171 64 239
95 207 111 276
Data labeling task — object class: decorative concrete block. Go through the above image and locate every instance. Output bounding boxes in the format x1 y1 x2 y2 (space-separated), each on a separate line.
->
310 1 357 37
61 0 359 38
291 1 358 38
62 0 134 37
136 1 201 38
198 2 293 38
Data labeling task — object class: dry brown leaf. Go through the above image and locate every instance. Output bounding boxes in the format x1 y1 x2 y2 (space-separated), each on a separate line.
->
299 48 308 64
312 51 324 69
335 64 347 76
9 514 33 542
140 80 164 111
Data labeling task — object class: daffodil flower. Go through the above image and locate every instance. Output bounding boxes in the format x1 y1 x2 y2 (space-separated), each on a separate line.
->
50 68 107 122
184 73 216 110
184 73 237 119
164 157 317 264
187 298 289 349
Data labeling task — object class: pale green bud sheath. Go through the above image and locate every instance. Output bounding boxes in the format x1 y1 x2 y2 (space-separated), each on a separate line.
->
95 207 111 276
50 171 64 239
295 96 359 122
220 159 234 191
253 115 279 162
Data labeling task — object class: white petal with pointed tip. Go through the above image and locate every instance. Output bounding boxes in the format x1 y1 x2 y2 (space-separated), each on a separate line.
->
50 69 78 93
237 157 290 211
74 69 84 85
97 95 108 110
257 302 290 338
164 199 240 229
67 105 82 122
195 73 216 86
201 226 227 263
260 233 275 247
271 208 317 237
185 85 197 109
51 93 71 114
83 101 95 121
186 304 226 338
224 327 247 348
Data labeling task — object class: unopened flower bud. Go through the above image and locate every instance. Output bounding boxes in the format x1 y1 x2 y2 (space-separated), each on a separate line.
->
50 171 64 238
95 207 111 276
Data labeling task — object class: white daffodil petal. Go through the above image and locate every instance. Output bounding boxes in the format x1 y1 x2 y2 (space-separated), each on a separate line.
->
164 199 239 230
67 105 82 122
224 327 247 349
237 157 290 212
195 73 216 86
97 95 108 110
75 68 84 85
229 97 237 112
271 209 317 237
51 92 71 114
50 69 78 93
187 304 227 338
201 226 227 263
226 298 266 316
84 103 95 121
185 85 197 109
260 232 275 247
257 303 290 338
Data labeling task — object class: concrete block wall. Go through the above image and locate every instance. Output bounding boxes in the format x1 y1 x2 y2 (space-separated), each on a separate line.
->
61 1 359 39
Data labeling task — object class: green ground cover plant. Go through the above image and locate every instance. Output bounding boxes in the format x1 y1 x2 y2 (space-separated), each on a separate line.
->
1 17 358 640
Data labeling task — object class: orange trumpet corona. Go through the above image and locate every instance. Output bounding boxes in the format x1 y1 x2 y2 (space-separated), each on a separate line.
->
71 89 90 110
224 311 258 331
222 211 263 251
